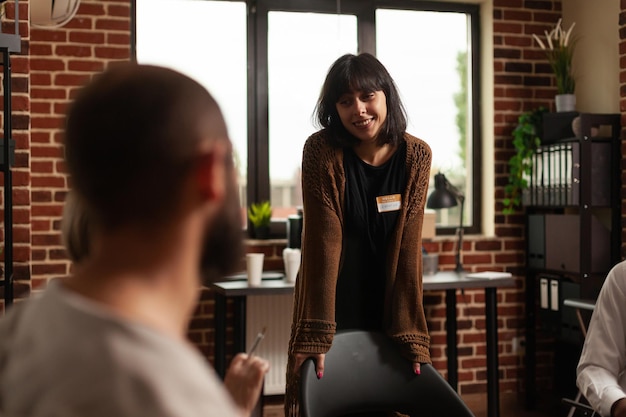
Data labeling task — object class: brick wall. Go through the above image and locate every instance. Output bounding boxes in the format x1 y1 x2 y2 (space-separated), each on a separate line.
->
492 0 563 400
1 0 132 303
1 0 622 406
28 0 132 295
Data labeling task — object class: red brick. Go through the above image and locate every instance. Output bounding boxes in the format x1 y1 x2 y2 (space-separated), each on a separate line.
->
68 60 104 72
31 220 52 232
107 33 131 45
80 3 106 16
94 46 130 60
69 31 106 45
31 176 66 189
55 73 91 87
95 19 130 31
12 171 30 188
31 263 67 275
31 131 53 144
31 88 67 100
31 146 64 159
55 45 93 58
108 4 131 17
31 59 66 71
31 161 54 174
64 17 94 30
31 73 52 87
31 30 68 42
31 190 53 203
30 44 53 56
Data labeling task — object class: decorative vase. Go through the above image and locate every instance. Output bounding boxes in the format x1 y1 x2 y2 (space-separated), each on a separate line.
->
252 225 270 239
555 93 576 112
571 116 582 138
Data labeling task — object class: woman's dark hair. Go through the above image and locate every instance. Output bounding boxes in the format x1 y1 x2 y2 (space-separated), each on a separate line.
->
314 53 407 147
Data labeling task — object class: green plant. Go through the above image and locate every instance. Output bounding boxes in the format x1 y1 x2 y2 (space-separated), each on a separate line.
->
247 201 272 228
533 19 577 94
503 107 547 214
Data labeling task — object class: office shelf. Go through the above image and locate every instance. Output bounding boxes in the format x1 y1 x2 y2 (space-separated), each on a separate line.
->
524 113 621 409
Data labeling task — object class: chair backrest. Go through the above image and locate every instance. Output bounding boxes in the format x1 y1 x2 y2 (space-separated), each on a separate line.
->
300 330 476 417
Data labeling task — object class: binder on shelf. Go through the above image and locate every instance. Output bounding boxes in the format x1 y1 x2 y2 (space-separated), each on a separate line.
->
570 141 580 206
546 144 554 206
556 142 567 206
532 148 543 206
563 142 573 205
550 279 559 311
527 138 612 207
538 275 561 332
540 277 549 309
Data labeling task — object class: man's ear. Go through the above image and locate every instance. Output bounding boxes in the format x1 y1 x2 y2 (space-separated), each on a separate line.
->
196 141 229 202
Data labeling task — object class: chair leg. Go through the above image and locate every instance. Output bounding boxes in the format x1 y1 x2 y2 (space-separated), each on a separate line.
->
563 303 597 417
563 394 598 417
566 391 582 417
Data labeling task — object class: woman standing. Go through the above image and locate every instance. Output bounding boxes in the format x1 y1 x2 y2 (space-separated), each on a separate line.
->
285 53 432 416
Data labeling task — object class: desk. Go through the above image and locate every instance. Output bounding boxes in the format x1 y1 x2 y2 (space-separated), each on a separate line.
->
210 279 295 378
423 271 515 417
210 271 514 417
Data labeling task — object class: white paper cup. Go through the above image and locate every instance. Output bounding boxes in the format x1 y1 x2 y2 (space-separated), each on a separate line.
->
284 248 301 283
246 253 264 287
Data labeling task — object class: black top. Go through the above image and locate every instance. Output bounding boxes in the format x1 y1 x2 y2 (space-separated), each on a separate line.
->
336 141 407 331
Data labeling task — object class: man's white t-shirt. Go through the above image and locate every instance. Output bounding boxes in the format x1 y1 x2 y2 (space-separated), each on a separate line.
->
577 261 626 417
0 279 241 417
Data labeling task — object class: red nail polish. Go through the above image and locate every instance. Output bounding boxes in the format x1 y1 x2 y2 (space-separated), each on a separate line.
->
317 371 323 379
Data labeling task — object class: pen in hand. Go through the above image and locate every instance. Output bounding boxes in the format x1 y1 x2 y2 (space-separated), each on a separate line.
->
248 326 267 356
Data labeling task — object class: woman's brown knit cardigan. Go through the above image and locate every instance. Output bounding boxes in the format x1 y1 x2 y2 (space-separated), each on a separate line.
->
284 130 433 416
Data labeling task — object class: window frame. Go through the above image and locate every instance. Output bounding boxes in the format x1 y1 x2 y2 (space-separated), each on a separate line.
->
132 0 482 236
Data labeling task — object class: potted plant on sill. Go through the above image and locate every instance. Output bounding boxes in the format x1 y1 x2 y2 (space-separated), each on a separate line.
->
247 200 272 239
533 18 577 112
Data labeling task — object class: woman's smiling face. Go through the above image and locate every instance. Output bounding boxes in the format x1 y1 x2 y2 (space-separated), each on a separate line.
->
335 89 388 144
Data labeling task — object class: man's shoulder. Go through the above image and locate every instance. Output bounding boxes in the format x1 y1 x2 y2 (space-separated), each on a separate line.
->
0 287 241 417
606 260 626 289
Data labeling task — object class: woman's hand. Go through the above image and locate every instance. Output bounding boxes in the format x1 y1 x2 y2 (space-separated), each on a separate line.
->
413 362 421 375
224 353 270 416
293 352 326 379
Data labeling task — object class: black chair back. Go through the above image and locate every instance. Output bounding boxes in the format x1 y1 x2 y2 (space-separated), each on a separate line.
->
300 330 476 417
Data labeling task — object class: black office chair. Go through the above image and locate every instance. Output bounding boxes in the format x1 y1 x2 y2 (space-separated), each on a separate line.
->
300 330 476 417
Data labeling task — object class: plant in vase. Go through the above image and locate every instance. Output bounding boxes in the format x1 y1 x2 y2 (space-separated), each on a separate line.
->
533 19 577 112
247 200 272 239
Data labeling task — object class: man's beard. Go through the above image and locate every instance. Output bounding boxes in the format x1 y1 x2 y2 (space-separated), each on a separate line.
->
200 177 244 285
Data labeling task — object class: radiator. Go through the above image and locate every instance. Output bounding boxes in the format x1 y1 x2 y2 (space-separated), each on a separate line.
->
246 293 294 395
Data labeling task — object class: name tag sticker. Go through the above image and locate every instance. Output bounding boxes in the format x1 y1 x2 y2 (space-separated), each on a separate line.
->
376 194 402 213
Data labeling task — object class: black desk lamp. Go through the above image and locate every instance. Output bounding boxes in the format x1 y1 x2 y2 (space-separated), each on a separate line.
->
426 173 465 273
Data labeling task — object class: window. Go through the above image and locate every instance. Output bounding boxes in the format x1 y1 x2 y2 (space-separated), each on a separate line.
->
375 5 480 233
135 0 248 220
134 0 481 235
267 11 357 217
